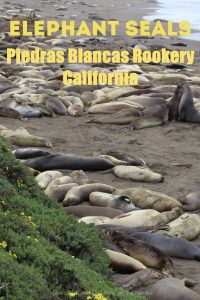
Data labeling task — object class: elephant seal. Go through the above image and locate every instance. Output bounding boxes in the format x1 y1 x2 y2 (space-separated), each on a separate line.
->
112 166 163 183
179 190 200 211
89 192 136 212
113 187 181 212
132 232 200 260
15 105 42 118
160 213 200 241
105 150 146 166
106 249 147 273
69 170 89 185
35 171 63 190
112 269 165 292
88 102 143 114
25 154 115 172
63 206 123 218
1 128 52 148
98 155 129 166
63 183 115 206
87 108 142 125
0 106 22 119
106 230 174 276
179 83 200 123
168 82 184 121
12 148 50 159
46 183 78 202
145 207 182 227
79 216 111 225
45 97 68 115
150 278 200 300
103 209 160 227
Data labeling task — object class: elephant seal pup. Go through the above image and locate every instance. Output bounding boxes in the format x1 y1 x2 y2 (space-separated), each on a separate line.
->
106 230 174 276
25 154 115 172
179 190 200 211
104 209 160 227
35 171 63 190
12 148 50 159
145 207 182 227
132 232 200 260
87 108 142 125
46 183 78 202
69 170 89 185
79 216 111 225
15 105 42 118
112 166 163 183
1 128 52 148
63 206 123 218
168 82 184 121
0 106 22 119
179 83 200 123
150 278 200 300
98 155 129 166
160 213 200 241
113 187 181 212
88 102 143 114
112 269 165 292
63 183 115 206
106 249 147 273
105 150 146 166
89 192 136 213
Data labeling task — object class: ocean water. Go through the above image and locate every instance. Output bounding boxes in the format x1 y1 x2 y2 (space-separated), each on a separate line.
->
145 0 200 40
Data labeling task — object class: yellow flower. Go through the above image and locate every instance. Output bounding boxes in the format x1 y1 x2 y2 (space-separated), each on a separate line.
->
87 296 92 300
20 212 25 216
31 222 37 228
8 250 17 259
27 216 32 220
67 292 77 298
94 294 107 300
0 241 7 249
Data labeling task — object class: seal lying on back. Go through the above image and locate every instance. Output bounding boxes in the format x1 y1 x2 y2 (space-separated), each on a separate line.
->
179 190 200 211
106 230 174 276
25 154 115 171
64 205 123 218
12 148 50 159
150 278 200 300
132 232 200 260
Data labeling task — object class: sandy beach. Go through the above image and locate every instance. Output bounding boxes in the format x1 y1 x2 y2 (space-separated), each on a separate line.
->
0 0 200 297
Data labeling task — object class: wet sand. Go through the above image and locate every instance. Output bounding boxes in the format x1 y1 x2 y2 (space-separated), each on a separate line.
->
0 0 200 296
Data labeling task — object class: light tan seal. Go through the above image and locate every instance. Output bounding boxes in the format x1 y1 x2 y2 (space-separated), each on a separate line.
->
106 249 147 274
63 183 115 206
113 187 181 212
89 192 135 212
159 213 200 241
112 166 164 183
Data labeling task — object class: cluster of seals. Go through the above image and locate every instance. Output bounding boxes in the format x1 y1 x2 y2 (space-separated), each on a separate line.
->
168 83 200 123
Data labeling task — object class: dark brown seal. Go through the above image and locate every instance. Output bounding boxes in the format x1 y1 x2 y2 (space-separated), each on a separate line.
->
106 230 174 277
